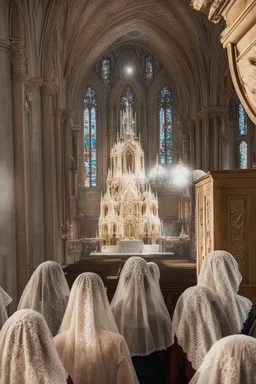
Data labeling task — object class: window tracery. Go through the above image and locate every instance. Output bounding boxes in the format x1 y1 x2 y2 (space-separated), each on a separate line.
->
84 86 97 187
237 102 247 169
158 85 173 164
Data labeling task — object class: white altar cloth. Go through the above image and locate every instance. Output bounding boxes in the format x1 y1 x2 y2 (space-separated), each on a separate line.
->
117 240 143 254
142 244 160 253
102 245 117 253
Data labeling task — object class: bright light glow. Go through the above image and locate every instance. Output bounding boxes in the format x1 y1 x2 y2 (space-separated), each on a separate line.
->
126 66 133 75
169 160 190 189
149 156 167 188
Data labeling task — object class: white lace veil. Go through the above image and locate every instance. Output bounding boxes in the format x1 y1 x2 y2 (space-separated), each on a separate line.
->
198 250 252 333
0 309 68 384
55 272 138 384
111 256 173 356
172 285 232 370
18 261 70 336
0 286 12 329
148 262 160 283
189 335 256 384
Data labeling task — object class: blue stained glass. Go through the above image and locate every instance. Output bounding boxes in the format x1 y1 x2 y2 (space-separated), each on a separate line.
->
84 86 97 187
159 107 165 164
159 85 172 105
158 86 172 164
145 54 153 83
239 141 247 169
101 56 111 87
238 102 247 136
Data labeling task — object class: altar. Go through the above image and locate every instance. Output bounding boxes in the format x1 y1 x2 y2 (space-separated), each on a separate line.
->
117 239 143 253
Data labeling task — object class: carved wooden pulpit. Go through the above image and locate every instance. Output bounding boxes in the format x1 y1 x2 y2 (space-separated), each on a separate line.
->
195 170 256 302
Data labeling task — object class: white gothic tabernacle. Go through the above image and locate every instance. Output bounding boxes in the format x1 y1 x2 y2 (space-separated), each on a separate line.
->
98 101 161 245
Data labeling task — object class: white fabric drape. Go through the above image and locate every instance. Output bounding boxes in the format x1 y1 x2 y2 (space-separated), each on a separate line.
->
148 262 160 282
111 256 173 356
0 286 12 329
198 250 252 333
189 335 256 384
18 261 70 336
54 272 138 384
0 309 67 384
172 285 232 370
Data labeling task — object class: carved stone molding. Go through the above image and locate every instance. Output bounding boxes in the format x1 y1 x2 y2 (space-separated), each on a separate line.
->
0 39 11 53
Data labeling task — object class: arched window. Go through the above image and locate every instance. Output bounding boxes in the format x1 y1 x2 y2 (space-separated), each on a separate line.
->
144 54 153 83
237 102 247 169
158 85 172 164
101 56 111 88
84 86 97 187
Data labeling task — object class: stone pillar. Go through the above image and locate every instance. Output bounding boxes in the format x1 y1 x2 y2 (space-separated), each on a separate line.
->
0 37 17 308
11 40 32 297
181 126 190 164
28 77 44 271
187 119 195 168
210 111 220 170
63 111 73 226
199 109 210 172
220 112 229 169
72 126 81 198
194 117 201 169
41 82 58 260
55 108 64 264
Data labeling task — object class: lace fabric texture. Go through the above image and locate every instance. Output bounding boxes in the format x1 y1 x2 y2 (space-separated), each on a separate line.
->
172 285 232 370
0 309 68 384
148 262 160 282
0 286 12 329
189 335 256 384
55 272 138 384
111 256 173 356
18 261 70 336
198 250 252 333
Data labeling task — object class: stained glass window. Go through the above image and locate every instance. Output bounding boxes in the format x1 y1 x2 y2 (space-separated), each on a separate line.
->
101 56 111 88
158 86 173 164
84 86 97 187
145 54 153 83
239 141 247 169
238 102 247 136
121 86 135 109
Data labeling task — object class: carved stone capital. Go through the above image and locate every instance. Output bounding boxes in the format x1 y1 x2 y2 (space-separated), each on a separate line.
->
11 39 26 75
41 81 59 96
191 0 226 23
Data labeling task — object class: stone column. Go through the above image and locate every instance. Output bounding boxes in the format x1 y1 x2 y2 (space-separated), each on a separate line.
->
220 111 229 169
194 116 201 169
28 77 44 271
210 111 220 171
199 109 210 172
11 40 32 297
72 126 81 197
63 111 72 226
186 119 195 168
181 126 190 164
55 108 64 264
0 37 17 308
41 82 58 260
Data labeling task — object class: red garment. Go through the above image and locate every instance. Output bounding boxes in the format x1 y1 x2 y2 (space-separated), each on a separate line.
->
67 376 74 384
167 336 195 384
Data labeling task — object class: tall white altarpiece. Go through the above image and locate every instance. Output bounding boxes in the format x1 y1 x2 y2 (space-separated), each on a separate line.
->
98 101 161 245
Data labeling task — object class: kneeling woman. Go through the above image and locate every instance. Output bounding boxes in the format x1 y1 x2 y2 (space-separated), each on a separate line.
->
111 256 173 384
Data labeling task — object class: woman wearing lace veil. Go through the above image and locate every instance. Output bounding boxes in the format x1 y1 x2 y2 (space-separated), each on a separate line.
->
197 250 255 334
0 286 12 329
189 335 256 384
148 261 160 284
111 256 173 384
169 285 232 384
54 272 138 384
18 261 70 336
0 309 68 384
